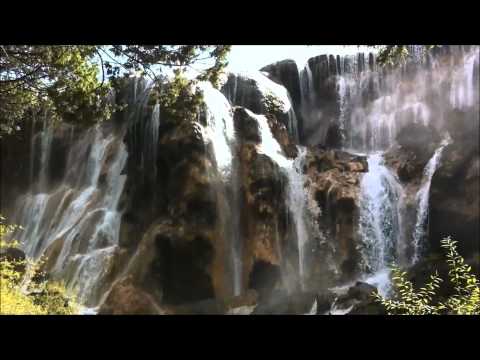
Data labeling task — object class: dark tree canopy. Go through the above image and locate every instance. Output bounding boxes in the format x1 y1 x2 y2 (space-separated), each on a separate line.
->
0 45 231 136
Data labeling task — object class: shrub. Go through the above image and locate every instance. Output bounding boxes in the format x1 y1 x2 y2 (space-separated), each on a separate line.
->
374 236 480 315
0 215 78 315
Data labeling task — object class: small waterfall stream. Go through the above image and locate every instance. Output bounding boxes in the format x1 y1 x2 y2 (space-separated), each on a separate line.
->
12 127 128 306
197 81 240 296
411 138 450 264
251 109 312 288
358 153 404 296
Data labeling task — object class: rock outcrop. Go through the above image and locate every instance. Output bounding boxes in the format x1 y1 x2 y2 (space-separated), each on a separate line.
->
429 134 479 260
302 148 368 288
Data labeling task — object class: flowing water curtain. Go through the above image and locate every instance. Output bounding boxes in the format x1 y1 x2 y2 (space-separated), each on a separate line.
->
251 109 312 289
12 126 129 306
358 153 404 296
411 138 451 264
197 81 241 295
300 46 478 152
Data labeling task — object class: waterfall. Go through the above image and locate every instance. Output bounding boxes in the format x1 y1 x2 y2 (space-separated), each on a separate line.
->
299 62 315 105
249 109 311 287
38 118 54 191
411 138 450 264
198 81 242 295
299 46 479 151
144 102 160 180
224 70 300 142
358 153 404 296
286 147 309 288
11 127 128 306
198 81 235 177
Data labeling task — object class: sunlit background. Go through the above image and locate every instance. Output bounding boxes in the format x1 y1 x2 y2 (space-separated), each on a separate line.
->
226 45 375 72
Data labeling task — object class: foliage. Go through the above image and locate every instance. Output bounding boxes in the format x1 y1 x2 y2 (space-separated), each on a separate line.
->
157 70 205 125
0 45 231 137
374 236 480 315
0 215 78 315
0 46 111 133
264 92 284 116
372 45 439 66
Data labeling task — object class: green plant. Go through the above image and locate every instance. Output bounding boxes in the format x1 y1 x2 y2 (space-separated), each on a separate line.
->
263 92 284 116
0 215 78 315
374 236 480 315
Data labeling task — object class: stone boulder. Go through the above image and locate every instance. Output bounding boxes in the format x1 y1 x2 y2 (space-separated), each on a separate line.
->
304 148 366 281
172 290 259 315
260 59 302 108
98 277 165 315
222 73 299 142
252 290 317 314
0 246 26 275
395 122 441 156
429 141 479 257
333 281 385 315
315 290 337 314
233 107 262 143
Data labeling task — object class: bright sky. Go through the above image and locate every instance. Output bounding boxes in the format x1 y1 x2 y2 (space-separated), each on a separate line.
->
95 45 376 81
226 45 374 73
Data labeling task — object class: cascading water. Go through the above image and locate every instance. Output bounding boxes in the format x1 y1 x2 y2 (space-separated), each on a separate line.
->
358 153 404 296
2 46 477 314
411 138 450 264
38 117 54 191
11 127 128 306
304 46 479 298
144 102 160 180
248 109 311 288
223 70 300 143
298 46 479 152
197 81 241 295
198 81 235 177
286 147 309 288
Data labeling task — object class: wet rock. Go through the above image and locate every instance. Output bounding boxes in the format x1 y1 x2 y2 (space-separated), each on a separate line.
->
396 122 441 156
172 298 226 315
315 291 337 314
334 281 385 315
260 59 302 108
303 148 365 283
325 123 343 149
248 260 281 299
222 73 300 143
0 247 26 275
233 107 261 143
99 277 165 315
383 122 442 185
429 141 479 256
153 231 216 305
252 290 317 314
0 246 26 263
221 73 264 114
170 290 258 314
225 289 258 312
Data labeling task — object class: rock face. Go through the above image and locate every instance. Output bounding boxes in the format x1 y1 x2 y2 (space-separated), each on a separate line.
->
232 108 290 298
429 139 479 259
222 73 265 115
99 277 165 315
221 72 300 142
261 60 304 139
333 281 385 315
300 148 368 289
252 290 317 314
383 108 480 267
384 122 441 182
261 60 302 108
